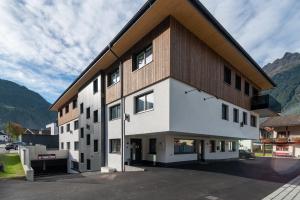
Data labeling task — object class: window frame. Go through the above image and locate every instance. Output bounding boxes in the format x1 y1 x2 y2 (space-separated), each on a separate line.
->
66 123 70 132
65 104 69 114
60 126 64 134
86 107 90 119
107 68 120 87
94 139 98 152
86 134 90 145
80 128 84 138
109 104 121 121
67 142 70 150
233 108 239 123
80 103 84 114
61 142 64 150
110 139 121 154
74 142 79 151
244 81 250 96
210 140 216 153
235 74 241 90
72 99 77 109
80 153 84 163
243 112 248 125
222 104 229 121
74 120 79 130
135 91 154 114
174 139 196 154
149 138 157 154
224 66 231 85
220 141 225 152
93 78 98 94
250 115 257 127
133 44 153 71
93 110 98 123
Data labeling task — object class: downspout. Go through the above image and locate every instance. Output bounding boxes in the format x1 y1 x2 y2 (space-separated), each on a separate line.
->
108 44 125 172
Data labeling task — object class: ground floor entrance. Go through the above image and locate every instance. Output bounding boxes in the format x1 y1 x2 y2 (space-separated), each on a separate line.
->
130 139 142 164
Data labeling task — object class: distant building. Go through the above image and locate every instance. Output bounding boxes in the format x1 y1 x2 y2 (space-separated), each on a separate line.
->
0 131 8 142
46 123 59 135
261 115 300 157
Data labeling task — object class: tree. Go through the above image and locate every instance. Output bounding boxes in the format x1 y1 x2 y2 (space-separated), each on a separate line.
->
4 122 24 140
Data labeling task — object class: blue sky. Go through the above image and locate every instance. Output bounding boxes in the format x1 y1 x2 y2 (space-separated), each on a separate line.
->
0 0 300 103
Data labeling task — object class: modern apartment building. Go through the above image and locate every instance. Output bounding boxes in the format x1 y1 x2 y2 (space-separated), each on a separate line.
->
50 0 280 172
261 115 300 157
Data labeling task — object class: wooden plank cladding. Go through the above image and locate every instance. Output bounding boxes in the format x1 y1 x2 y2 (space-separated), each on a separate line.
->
122 17 171 96
170 17 256 110
106 82 121 103
58 97 79 126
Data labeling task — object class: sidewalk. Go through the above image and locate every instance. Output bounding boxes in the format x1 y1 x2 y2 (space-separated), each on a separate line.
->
263 175 300 200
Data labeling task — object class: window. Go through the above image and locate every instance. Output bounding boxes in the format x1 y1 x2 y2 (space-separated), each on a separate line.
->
59 109 63 117
72 99 77 109
235 75 241 90
71 161 79 171
224 66 231 84
228 141 235 152
86 107 90 119
61 142 64 150
67 142 70 150
93 110 98 123
80 103 84 114
60 126 64 134
65 104 69 113
80 153 84 163
251 115 257 127
86 134 90 145
210 140 216 153
74 120 79 130
109 104 121 120
174 139 196 154
233 108 239 123
222 104 229 120
80 128 84 138
232 141 236 152
149 138 156 154
252 87 259 96
221 141 225 152
110 139 121 153
67 123 70 132
243 112 248 125
108 69 120 86
135 92 154 113
276 145 289 151
74 142 79 150
94 140 98 152
133 44 153 70
87 159 91 170
244 81 250 96
93 79 98 93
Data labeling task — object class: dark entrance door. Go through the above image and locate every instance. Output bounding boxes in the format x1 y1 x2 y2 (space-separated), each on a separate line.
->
198 140 205 161
130 139 142 164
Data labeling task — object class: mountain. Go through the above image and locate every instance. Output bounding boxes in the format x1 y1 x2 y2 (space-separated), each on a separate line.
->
0 79 56 130
263 52 300 114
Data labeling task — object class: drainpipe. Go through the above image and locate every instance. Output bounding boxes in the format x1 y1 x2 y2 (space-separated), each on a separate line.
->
108 45 125 172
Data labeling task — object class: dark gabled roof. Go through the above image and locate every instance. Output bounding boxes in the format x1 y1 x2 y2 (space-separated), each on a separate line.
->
50 0 275 110
261 115 300 127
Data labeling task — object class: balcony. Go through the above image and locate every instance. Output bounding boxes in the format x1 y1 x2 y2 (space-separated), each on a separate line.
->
251 94 281 117
260 138 273 144
290 137 300 144
275 137 289 144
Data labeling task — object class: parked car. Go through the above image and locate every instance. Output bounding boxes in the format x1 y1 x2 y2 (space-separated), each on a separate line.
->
239 150 255 159
5 142 26 150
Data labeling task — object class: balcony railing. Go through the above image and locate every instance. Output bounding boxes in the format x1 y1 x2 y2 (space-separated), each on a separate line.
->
275 137 289 144
251 94 281 117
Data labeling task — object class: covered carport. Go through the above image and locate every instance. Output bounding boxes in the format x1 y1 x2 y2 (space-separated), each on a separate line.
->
31 158 67 176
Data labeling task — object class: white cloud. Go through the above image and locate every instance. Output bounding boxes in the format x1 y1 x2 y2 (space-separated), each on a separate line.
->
0 0 144 102
200 0 300 65
0 0 300 102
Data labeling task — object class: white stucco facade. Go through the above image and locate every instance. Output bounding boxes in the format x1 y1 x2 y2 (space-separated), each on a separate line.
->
59 118 79 173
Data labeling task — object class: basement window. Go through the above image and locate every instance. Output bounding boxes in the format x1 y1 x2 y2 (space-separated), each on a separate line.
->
133 44 153 71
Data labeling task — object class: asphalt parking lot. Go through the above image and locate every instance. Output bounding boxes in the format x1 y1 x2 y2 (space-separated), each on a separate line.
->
1 157 300 200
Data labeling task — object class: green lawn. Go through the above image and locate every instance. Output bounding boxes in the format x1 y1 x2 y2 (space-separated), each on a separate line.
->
0 153 25 178
255 153 273 157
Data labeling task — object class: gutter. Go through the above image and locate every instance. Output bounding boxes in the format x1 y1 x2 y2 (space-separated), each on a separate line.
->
49 0 156 110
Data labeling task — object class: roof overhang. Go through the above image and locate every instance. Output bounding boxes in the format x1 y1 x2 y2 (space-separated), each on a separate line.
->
50 0 275 111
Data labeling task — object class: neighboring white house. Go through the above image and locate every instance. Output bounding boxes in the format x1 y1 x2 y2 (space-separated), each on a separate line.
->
46 123 59 135
0 131 8 142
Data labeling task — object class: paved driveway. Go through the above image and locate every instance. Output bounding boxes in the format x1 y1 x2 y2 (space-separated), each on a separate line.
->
1 158 300 200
